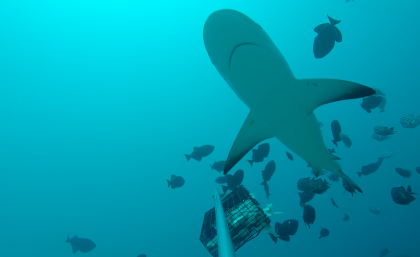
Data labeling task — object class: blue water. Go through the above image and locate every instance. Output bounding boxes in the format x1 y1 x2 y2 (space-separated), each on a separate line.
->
0 0 419 256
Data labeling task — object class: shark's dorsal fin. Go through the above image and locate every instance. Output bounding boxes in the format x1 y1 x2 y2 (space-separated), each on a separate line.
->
224 111 274 174
296 79 376 115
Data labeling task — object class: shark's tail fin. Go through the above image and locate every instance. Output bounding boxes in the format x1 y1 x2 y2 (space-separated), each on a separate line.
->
327 15 341 26
185 154 191 161
248 160 254 166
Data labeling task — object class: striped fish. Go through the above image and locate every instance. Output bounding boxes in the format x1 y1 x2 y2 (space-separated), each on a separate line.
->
297 177 330 194
297 177 313 192
381 151 394 159
372 134 391 142
400 114 420 128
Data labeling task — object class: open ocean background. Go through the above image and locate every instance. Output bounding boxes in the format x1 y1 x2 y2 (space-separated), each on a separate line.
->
0 0 419 256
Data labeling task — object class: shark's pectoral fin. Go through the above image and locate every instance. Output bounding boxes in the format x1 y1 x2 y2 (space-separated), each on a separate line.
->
224 111 274 174
296 79 376 115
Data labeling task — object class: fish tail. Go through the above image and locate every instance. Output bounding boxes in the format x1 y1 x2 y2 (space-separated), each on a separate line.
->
266 194 271 199
327 14 341 26
66 235 71 243
166 179 171 188
210 164 214 170
260 180 267 186
357 172 362 178
332 140 338 147
184 154 191 161
248 160 254 166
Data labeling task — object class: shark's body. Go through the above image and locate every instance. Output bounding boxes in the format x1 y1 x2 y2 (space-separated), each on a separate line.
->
203 10 375 193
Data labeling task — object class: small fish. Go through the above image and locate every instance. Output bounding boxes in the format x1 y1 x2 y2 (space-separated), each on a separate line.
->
248 143 270 166
166 175 185 189
343 214 349 221
368 206 381 215
330 198 339 208
395 168 411 178
374 126 395 136
380 248 390 257
318 121 324 132
286 152 294 161
313 15 342 58
261 160 276 182
328 173 340 182
400 114 420 128
276 219 299 242
361 96 383 113
328 148 336 154
381 151 394 159
185 145 214 162
215 174 232 184
303 205 316 228
339 133 352 148
261 181 271 199
66 235 96 254
358 158 383 177
391 185 417 205
210 160 226 172
331 120 342 147
227 169 244 190
319 227 330 239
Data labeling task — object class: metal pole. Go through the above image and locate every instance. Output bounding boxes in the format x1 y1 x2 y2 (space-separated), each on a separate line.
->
214 189 236 257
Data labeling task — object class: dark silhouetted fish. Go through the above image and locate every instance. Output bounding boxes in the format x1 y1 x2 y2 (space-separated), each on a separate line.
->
167 175 185 189
248 143 270 166
297 177 330 194
276 219 299 241
303 205 316 228
298 190 315 207
331 120 342 147
210 160 225 172
261 181 271 199
185 145 214 162
328 173 340 182
358 158 384 177
319 227 330 239
343 178 356 196
417 167 420 174
339 133 352 148
369 206 381 215
395 168 411 178
262 160 276 182
66 235 96 254
331 198 338 208
380 249 389 257
286 152 294 161
328 148 336 154
215 174 233 184
391 185 416 205
227 169 244 190
361 96 383 113
343 214 349 221
374 126 395 136
313 15 342 58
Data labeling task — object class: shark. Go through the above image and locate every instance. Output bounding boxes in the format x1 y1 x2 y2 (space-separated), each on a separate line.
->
203 9 376 193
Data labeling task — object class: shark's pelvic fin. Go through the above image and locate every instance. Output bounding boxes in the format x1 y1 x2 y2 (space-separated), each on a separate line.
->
296 79 376 115
224 111 274 174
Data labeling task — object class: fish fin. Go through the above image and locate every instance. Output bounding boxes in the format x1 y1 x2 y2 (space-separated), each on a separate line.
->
261 180 267 186
222 185 229 194
184 154 191 161
329 153 340 160
312 166 323 177
66 235 71 243
314 23 329 33
224 111 274 174
296 79 375 115
332 140 338 147
340 172 363 193
166 179 171 188
327 14 341 26
335 27 342 42
357 172 362 178
171 175 176 180
195 156 202 162
268 233 278 244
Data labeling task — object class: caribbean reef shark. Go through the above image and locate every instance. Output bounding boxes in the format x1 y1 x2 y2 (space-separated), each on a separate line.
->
203 9 376 193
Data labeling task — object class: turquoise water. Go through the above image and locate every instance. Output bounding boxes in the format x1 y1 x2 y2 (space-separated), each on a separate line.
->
0 0 419 256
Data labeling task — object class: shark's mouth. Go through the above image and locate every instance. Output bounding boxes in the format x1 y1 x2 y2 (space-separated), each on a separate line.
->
229 43 261 69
